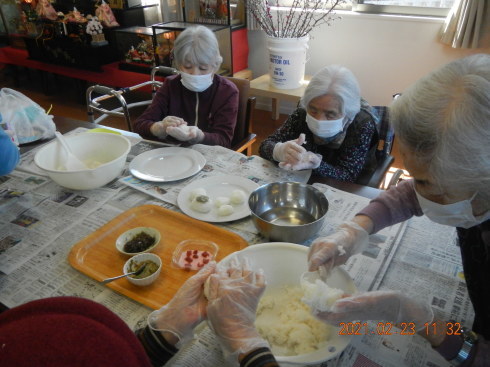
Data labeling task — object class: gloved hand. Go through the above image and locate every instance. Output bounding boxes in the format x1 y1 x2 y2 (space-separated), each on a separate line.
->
314 290 434 332
272 133 306 164
308 221 369 275
147 261 216 346
279 151 322 171
150 116 186 139
166 125 205 144
206 258 269 362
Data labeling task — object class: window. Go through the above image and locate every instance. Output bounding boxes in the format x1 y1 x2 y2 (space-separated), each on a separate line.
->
353 0 456 17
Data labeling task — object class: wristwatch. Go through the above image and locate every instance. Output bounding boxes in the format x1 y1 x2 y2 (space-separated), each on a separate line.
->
449 329 478 366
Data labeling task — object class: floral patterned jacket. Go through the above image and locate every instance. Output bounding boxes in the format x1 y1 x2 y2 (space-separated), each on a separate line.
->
259 105 379 182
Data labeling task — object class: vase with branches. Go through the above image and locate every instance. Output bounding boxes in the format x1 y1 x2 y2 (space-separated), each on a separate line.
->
247 0 344 38
246 0 344 89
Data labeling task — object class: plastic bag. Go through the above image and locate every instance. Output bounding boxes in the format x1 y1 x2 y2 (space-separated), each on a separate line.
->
0 88 56 145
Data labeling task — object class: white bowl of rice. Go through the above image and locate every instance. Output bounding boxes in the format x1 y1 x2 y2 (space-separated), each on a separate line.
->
219 242 357 366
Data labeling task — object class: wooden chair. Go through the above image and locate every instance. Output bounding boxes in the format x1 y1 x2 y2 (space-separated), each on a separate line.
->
225 76 257 156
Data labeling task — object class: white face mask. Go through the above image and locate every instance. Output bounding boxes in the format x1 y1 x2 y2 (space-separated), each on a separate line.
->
305 113 344 138
180 72 213 92
415 190 490 228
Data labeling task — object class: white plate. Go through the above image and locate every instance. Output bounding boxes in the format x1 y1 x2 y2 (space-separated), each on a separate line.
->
219 243 356 365
177 175 260 223
129 147 206 182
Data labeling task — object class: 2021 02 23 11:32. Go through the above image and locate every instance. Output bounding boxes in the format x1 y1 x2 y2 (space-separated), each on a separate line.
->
338 321 463 336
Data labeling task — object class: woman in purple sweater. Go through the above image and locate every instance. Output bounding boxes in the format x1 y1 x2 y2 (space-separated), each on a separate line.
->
308 54 490 366
134 26 238 148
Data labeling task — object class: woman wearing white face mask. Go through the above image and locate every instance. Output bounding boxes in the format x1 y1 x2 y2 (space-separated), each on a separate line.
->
134 26 239 148
308 54 490 366
259 65 379 182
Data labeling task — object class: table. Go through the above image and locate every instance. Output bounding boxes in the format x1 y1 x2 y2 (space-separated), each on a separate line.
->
250 74 311 120
2 117 470 366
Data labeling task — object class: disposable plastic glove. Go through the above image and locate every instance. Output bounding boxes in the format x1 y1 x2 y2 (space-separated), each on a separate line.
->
272 133 306 164
308 221 369 275
166 125 205 144
314 290 434 332
206 258 269 362
147 261 216 346
279 151 322 171
150 116 186 139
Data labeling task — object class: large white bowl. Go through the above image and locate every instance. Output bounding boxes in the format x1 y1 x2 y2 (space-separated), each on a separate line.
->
220 242 357 366
34 132 131 190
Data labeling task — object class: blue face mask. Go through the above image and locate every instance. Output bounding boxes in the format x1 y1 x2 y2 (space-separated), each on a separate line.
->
180 72 213 92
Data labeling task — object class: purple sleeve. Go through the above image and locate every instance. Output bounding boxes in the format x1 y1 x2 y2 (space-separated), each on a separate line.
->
200 80 238 148
357 179 424 233
133 80 172 140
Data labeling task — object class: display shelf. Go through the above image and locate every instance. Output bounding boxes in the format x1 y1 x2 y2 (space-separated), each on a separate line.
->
113 26 165 73
182 0 245 29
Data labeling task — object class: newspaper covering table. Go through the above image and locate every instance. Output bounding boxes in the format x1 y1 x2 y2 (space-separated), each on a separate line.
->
0 130 474 366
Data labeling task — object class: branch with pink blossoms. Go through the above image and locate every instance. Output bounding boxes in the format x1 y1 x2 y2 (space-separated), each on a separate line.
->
245 0 345 38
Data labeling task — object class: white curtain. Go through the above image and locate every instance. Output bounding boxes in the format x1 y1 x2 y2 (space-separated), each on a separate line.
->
440 0 490 48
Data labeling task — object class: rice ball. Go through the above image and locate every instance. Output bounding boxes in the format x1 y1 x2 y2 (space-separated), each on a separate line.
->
214 196 230 208
176 125 190 133
190 195 212 213
189 188 207 202
217 204 234 216
229 189 246 205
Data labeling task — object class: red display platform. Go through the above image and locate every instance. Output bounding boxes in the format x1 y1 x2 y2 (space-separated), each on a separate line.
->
0 46 162 88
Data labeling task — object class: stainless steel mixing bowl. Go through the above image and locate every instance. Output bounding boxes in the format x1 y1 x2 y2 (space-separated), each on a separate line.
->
248 182 329 243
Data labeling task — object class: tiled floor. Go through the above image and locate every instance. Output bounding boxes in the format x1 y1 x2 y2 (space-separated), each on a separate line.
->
1 67 405 178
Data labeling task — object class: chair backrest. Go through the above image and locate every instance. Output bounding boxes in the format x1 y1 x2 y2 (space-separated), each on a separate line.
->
355 105 395 188
371 105 395 158
225 76 257 153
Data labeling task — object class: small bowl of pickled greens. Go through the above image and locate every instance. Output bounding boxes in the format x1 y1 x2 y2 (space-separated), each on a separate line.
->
123 253 162 286
116 227 161 256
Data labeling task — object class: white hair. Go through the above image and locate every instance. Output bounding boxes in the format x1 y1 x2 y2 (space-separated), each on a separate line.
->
172 26 223 72
390 53 490 200
300 65 361 120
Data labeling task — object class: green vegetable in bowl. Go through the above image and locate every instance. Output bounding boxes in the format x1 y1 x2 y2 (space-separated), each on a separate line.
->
128 259 159 279
123 232 155 253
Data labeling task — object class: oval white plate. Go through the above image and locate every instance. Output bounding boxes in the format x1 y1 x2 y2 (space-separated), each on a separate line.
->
219 242 356 365
129 147 206 182
177 175 260 223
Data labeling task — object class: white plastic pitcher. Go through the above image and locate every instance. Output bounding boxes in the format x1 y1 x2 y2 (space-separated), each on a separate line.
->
267 35 309 89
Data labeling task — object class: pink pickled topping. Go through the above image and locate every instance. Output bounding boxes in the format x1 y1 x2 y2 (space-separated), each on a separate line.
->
177 249 214 271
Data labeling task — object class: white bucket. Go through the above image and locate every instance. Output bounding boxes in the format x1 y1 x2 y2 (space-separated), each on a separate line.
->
267 35 309 90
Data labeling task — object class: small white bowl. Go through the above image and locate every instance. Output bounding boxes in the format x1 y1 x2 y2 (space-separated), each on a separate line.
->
116 227 161 256
123 253 162 287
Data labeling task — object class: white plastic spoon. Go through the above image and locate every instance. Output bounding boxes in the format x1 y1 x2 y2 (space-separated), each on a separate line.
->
55 131 88 171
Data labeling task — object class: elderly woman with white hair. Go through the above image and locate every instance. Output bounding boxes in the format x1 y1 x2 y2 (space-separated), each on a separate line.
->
308 54 490 365
134 26 238 148
259 65 379 182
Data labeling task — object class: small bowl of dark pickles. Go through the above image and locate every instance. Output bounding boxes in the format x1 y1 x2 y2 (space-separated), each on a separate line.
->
116 227 161 256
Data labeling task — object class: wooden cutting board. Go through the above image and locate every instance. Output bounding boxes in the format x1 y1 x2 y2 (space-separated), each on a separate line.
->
68 204 248 309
